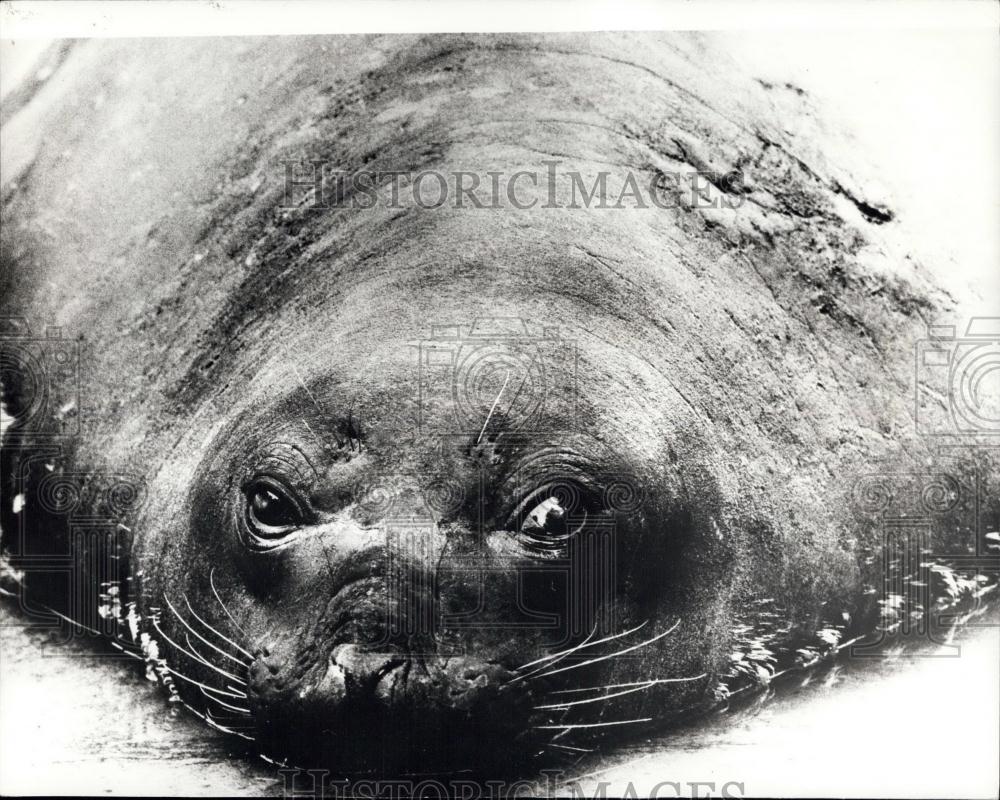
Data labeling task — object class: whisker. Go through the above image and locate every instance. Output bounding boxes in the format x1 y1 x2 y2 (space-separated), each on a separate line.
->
185 632 212 663
506 622 651 686
179 699 255 736
535 673 706 709
38 601 144 663
476 369 511 445
184 633 248 687
497 352 539 431
163 594 250 670
109 640 145 661
515 625 600 672
530 619 680 680
537 682 649 709
548 673 707 695
534 718 653 730
204 708 257 742
505 627 599 686
163 665 247 699
151 616 245 685
199 687 252 716
181 593 254 662
201 682 248 702
210 567 250 638
179 699 208 720
546 743 594 753
259 753 292 769
37 603 114 639
516 620 649 671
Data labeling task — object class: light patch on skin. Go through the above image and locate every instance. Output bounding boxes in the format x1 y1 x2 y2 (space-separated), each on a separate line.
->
139 632 161 681
719 561 1000 705
139 628 181 705
0 556 26 597
97 582 122 622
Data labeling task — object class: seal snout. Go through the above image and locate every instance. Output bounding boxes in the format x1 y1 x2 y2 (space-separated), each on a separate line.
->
247 639 531 773
325 643 406 703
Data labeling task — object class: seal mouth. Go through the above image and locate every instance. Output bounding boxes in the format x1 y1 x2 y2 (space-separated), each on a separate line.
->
245 642 533 775
148 567 705 774
219 559 533 773
239 614 713 774
272 644 409 709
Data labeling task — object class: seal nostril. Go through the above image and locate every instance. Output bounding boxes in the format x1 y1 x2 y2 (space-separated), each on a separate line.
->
257 653 282 675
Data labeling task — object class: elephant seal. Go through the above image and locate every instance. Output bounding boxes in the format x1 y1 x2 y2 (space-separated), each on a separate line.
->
1 34 995 777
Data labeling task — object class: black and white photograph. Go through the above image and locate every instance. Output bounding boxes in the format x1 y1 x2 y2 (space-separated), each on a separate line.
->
1 1 998 797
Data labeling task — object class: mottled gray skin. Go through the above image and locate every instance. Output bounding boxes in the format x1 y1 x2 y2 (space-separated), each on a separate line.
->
0 34 983 775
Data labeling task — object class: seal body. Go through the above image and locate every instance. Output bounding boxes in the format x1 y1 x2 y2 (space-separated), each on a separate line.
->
1 34 991 774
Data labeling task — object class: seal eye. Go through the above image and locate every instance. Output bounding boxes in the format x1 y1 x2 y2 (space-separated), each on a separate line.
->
508 482 596 552
242 477 307 541
521 496 571 538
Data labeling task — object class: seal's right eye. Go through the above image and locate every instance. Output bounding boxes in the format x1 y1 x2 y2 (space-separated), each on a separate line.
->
241 476 308 543
506 480 600 554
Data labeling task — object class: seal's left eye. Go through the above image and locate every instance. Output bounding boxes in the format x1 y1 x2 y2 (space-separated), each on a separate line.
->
507 481 599 553
521 496 570 537
242 477 306 539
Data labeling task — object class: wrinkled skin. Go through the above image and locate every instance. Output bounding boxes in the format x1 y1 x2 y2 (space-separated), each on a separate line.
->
1 34 993 776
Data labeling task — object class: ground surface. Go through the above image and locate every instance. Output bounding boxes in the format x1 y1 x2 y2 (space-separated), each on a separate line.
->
0 603 280 796
2 599 997 797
